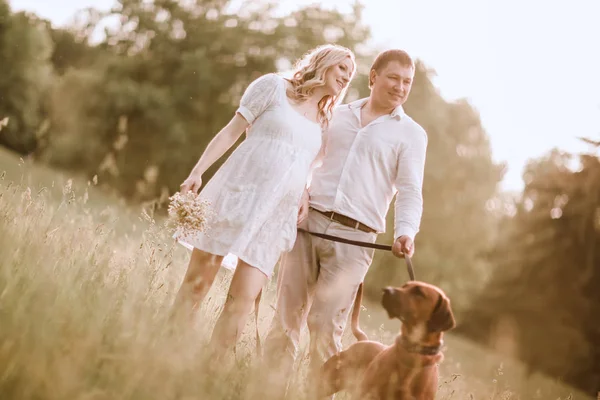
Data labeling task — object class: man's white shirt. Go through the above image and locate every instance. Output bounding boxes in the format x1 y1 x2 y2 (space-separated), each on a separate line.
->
309 98 428 241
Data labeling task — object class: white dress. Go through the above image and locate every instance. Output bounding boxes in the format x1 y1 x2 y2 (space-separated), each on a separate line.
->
176 73 323 277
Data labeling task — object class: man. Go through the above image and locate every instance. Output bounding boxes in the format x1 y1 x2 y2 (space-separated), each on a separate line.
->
262 49 428 397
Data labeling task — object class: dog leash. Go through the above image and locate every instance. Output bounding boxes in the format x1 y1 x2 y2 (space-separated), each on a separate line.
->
405 254 415 281
297 228 393 251
297 228 416 280
253 228 415 356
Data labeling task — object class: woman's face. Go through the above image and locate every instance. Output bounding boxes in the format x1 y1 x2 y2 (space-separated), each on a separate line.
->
323 57 354 97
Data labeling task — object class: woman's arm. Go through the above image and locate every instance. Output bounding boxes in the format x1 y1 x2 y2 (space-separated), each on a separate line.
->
180 114 249 193
181 74 280 193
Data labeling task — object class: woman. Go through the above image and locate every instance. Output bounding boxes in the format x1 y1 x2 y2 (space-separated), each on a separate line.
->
173 44 356 352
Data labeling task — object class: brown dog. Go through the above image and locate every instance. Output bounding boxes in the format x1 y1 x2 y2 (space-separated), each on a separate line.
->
319 281 456 399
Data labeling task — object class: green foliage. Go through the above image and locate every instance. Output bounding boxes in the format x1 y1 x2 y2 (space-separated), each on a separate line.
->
48 17 107 76
38 0 371 201
457 142 600 396
0 0 54 153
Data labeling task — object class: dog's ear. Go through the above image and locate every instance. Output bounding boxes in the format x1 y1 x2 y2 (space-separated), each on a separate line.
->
427 294 456 332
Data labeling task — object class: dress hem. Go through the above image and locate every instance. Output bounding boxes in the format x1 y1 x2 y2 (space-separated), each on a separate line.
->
176 238 272 278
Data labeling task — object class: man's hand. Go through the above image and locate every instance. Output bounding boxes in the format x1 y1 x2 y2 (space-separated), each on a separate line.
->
297 188 310 225
392 235 415 258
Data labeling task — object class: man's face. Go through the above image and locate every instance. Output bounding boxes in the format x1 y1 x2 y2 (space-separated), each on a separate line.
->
370 61 415 109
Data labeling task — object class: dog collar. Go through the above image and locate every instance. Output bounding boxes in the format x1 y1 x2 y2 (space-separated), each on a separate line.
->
398 336 442 356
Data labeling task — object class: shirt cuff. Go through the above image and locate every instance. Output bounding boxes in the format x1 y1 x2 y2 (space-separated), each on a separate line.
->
394 223 418 242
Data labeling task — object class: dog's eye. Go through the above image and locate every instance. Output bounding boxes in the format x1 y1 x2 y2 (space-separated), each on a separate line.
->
411 286 426 297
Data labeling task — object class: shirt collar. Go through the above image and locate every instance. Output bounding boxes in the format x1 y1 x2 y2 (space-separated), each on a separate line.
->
347 98 405 120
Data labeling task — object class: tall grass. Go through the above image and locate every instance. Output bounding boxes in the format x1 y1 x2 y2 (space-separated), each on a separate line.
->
0 166 591 400
0 175 259 399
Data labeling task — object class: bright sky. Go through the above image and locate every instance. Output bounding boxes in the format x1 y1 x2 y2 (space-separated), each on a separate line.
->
10 0 600 192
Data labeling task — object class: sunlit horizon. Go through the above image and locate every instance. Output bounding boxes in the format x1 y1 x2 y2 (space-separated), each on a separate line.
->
10 0 600 193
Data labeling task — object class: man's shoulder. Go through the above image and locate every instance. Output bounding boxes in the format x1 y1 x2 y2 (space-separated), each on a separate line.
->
400 113 428 141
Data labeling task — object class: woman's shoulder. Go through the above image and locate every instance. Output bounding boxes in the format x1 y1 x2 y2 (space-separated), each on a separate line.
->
249 72 285 90
243 73 286 106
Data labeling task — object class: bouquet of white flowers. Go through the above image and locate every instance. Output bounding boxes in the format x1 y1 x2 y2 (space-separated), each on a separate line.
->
167 191 212 236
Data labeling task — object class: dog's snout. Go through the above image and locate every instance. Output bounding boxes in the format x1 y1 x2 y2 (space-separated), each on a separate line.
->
382 287 394 296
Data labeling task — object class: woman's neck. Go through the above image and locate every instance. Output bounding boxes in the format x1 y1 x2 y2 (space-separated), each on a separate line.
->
304 87 328 107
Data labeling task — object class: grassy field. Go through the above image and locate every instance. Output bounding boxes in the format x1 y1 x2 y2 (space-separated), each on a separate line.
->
0 147 592 400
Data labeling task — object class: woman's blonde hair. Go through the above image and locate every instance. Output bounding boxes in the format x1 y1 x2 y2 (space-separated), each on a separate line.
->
286 44 356 130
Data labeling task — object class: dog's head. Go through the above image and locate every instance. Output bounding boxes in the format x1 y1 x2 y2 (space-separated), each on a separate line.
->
381 281 456 333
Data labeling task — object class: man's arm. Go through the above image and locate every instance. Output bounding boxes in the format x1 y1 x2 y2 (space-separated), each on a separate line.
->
392 127 428 257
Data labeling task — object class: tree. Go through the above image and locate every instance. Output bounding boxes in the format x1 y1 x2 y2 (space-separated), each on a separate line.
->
457 141 600 396
39 0 371 201
47 12 108 77
0 0 54 153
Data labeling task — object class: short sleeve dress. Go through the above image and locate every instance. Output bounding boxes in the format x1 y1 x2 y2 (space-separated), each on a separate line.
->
175 73 323 277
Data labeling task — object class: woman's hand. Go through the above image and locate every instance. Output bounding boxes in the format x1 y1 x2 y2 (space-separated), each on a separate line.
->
297 188 310 225
180 172 203 194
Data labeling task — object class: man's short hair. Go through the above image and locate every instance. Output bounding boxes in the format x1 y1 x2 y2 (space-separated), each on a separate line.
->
369 49 415 87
